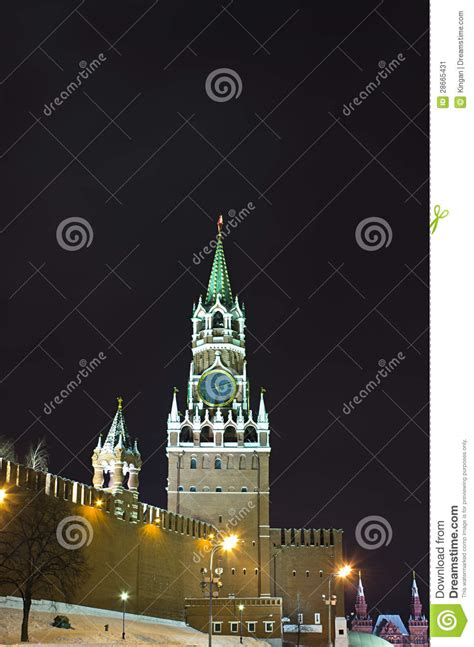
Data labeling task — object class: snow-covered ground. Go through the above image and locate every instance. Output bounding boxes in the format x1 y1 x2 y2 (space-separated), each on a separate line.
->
0 608 269 645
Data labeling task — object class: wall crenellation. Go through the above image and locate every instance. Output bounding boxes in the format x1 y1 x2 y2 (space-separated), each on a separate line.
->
0 458 216 540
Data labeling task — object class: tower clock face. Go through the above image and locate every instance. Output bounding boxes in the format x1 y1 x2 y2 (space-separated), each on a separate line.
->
197 369 237 407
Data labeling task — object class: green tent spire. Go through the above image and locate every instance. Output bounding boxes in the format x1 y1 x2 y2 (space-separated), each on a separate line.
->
205 215 233 308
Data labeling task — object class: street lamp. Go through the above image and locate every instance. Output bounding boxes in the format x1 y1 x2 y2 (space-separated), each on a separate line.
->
0 489 6 504
120 592 129 640
208 534 239 647
321 565 352 647
238 603 244 644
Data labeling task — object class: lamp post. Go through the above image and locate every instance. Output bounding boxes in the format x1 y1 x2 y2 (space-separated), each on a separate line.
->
120 592 129 640
208 534 239 647
238 603 244 644
321 565 351 647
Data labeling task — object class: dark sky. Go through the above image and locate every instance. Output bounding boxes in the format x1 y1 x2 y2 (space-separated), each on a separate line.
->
2 0 428 621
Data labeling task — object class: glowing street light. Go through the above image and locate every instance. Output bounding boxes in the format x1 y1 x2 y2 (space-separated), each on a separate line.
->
337 565 352 578
0 489 6 504
322 566 352 647
120 592 129 640
221 534 239 552
208 535 239 647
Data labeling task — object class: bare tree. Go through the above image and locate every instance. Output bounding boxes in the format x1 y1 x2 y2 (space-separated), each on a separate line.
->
0 490 90 642
24 438 48 472
0 436 16 462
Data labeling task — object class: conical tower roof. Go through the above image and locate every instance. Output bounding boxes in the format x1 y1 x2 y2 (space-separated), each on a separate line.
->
103 397 134 452
205 215 233 308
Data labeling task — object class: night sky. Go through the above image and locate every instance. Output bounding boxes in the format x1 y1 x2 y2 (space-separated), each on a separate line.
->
2 0 428 621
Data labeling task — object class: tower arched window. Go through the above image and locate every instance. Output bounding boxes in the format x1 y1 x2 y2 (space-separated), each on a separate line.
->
200 426 213 442
215 457 222 469
180 426 192 442
178 485 184 492
239 456 246 470
216 486 222 492
244 426 257 443
190 457 197 469
241 486 248 492
224 426 237 443
190 486 197 492
213 311 224 328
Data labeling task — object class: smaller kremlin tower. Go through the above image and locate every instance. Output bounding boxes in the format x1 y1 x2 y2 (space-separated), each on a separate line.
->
92 397 142 497
351 572 373 633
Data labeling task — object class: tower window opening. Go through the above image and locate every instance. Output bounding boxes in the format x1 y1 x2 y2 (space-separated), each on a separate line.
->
244 426 257 443
252 541 255 546
190 486 197 492
219 515 223 523
190 457 197 469
213 312 224 328
241 486 248 492
178 486 184 492
224 427 237 443
231 568 235 575
292 570 296 577
306 570 310 577
216 486 222 492
201 426 213 442
254 568 258 575
243 568 247 575
215 457 222 469
180 426 192 442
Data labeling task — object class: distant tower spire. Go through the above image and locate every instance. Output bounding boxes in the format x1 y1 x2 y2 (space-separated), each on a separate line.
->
258 387 268 423
351 571 373 634
169 388 180 423
205 215 233 308
410 572 422 619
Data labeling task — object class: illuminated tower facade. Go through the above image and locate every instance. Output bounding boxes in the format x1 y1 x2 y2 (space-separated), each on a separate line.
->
166 216 271 597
